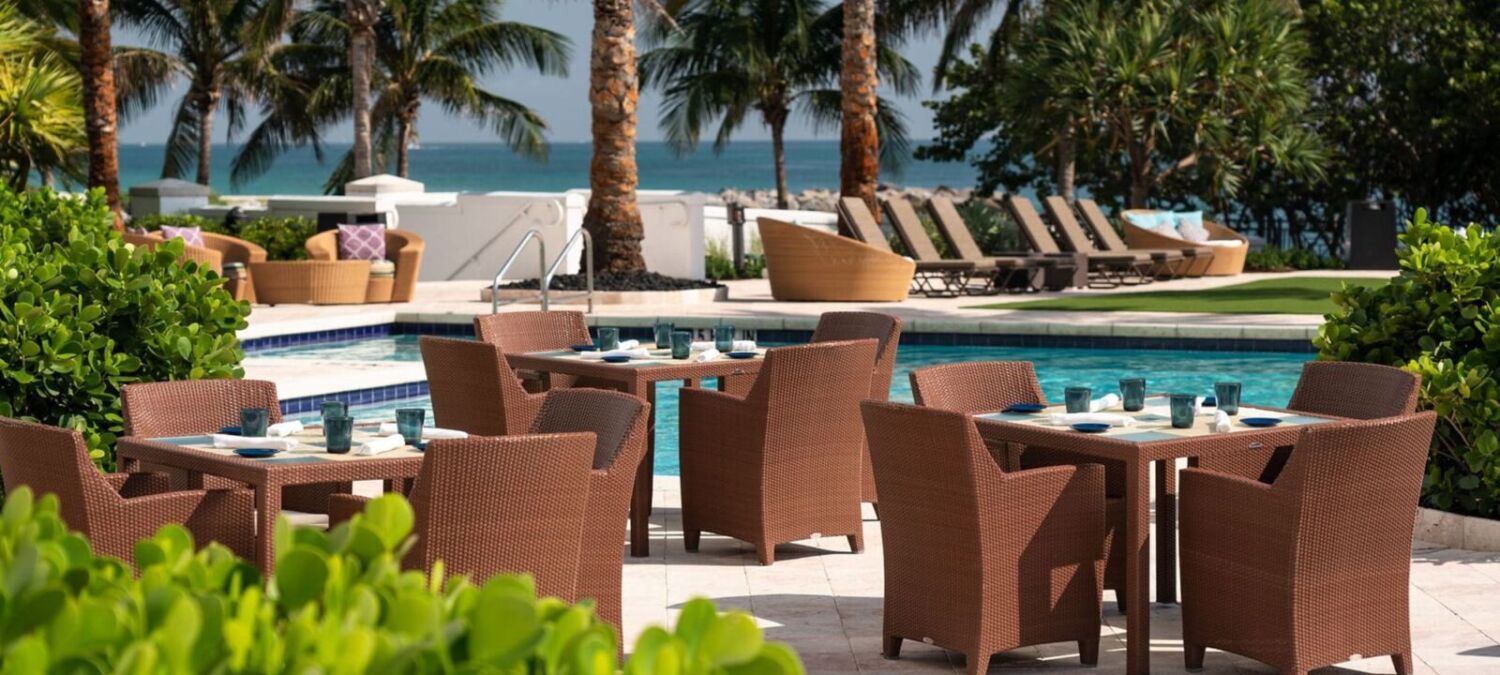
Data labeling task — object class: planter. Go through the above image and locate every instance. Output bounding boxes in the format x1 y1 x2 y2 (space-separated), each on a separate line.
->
1413 506 1500 551
481 286 729 306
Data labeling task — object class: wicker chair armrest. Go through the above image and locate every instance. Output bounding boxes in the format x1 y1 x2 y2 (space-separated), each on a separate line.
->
1180 467 1292 571
122 489 208 524
992 463 1106 561
305 230 338 261
327 494 372 528
1204 220 1249 243
388 231 424 302
200 232 268 264
106 471 174 498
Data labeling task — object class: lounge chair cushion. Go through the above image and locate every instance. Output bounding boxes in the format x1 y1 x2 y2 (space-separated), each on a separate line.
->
1123 211 1162 230
1204 239 1246 248
337 224 388 261
369 259 397 277
1174 211 1209 242
160 225 205 247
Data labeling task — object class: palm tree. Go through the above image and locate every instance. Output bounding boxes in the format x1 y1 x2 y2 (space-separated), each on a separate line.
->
887 0 1039 90
78 0 122 215
584 0 646 272
347 0 377 180
117 0 287 186
839 0 878 223
0 6 87 189
640 0 917 209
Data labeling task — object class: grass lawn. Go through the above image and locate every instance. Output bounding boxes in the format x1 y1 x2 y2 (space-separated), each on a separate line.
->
977 276 1388 315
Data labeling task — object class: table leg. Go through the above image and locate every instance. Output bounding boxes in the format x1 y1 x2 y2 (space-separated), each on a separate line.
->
255 484 281 572
629 383 654 558
1125 458 1152 675
1155 460 1178 604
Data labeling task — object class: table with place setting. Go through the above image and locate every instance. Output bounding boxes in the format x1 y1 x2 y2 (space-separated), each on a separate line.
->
973 391 1338 675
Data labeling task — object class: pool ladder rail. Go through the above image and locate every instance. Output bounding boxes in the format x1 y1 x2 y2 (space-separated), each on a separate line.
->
490 228 595 314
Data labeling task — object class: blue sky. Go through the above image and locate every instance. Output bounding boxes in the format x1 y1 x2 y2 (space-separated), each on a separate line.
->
116 1 965 145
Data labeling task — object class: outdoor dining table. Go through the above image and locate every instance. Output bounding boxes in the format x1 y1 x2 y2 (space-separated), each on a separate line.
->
117 426 426 572
973 396 1336 675
506 346 765 557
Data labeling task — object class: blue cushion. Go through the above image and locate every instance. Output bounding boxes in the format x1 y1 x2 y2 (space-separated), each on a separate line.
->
1175 211 1204 229
1124 211 1163 229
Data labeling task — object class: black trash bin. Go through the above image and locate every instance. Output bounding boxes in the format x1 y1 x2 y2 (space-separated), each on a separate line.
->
1346 200 1399 270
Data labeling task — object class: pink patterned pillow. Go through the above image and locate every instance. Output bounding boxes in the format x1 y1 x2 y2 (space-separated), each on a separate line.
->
159 225 204 247
337 224 387 261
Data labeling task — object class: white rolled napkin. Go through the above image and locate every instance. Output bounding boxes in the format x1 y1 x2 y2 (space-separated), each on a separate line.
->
1089 394 1122 413
266 420 303 437
690 340 758 352
695 348 721 363
1211 410 1232 433
617 339 639 350
580 348 651 360
355 434 405 456
377 423 468 440
1047 413 1134 427
213 434 298 451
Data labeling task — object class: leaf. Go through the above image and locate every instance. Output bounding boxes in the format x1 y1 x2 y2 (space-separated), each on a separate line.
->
274 548 330 610
697 612 764 668
358 493 415 551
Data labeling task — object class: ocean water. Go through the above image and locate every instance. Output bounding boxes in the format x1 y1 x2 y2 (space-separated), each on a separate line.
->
116 140 980 196
276 336 1314 475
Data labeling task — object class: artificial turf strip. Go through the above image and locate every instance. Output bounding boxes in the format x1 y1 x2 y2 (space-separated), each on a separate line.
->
974 276 1389 315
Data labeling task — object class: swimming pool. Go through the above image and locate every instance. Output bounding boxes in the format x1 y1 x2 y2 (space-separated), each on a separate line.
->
273 336 1312 475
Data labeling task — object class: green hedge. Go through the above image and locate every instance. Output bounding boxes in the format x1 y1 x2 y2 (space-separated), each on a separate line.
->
0 488 804 674
0 188 247 469
1316 209 1500 517
131 212 315 261
1244 245 1345 272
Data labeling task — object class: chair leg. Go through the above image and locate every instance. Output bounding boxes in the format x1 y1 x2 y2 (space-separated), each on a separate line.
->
756 543 775 565
883 635 902 660
966 651 991 675
1078 638 1099 666
1392 652 1414 675
1184 641 1205 671
847 532 864 554
684 529 700 552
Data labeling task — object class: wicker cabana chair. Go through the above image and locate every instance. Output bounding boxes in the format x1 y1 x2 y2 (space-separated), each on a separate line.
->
1076 199 1214 277
679 339 878 565
473 311 620 393
249 260 372 305
124 230 268 301
0 417 255 564
420 337 543 436
1181 412 1437 674
121 380 350 515
758 217 914 302
908 361 1127 610
329 432 595 597
1197 361 1421 484
1044 196 1188 279
861 401 1104 675
1121 208 1248 276
306 227 425 302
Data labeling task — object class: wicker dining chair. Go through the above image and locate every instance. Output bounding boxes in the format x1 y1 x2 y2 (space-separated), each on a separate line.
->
1180 412 1437 674
862 401 1104 675
0 417 255 564
120 380 350 514
472 311 622 393
1196 361 1421 483
420 336 544 435
529 389 650 633
908 361 1127 610
680 339 878 565
330 432 596 598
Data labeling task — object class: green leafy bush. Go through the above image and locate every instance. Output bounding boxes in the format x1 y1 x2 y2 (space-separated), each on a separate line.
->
1244 245 1345 272
705 237 765 281
0 488 804 674
1316 209 1499 517
130 213 228 235
0 187 247 468
236 216 314 261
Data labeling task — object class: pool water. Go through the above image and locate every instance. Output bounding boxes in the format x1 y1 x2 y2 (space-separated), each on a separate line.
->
279 336 1312 475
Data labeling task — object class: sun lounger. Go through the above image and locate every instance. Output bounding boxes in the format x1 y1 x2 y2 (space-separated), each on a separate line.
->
1076 199 1214 277
923 196 1081 291
1005 195 1151 288
1043 196 1185 280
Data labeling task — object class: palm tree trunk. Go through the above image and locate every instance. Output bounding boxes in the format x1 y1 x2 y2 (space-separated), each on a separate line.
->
582 0 646 273
40 168 54 188
78 0 122 220
195 95 216 186
1056 122 1076 202
348 0 379 181
839 0 879 228
397 113 412 178
769 112 789 210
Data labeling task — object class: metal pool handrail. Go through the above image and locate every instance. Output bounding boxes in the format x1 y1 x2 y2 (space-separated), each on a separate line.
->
491 228 547 313
540 228 594 314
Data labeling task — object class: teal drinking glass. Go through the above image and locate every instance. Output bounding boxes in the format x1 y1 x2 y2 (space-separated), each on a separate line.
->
240 407 269 437
319 400 347 425
714 325 735 352
671 331 693 360
396 408 426 446
1065 387 1092 413
1170 394 1197 428
1214 381 1242 415
595 327 620 351
1120 378 1146 412
654 322 675 349
324 416 353 454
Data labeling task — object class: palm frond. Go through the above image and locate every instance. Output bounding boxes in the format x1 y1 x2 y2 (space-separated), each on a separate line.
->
160 97 201 180
113 46 183 122
433 21 570 78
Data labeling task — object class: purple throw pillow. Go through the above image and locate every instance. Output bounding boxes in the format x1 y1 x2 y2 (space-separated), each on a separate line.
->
159 225 205 247
337 224 387 261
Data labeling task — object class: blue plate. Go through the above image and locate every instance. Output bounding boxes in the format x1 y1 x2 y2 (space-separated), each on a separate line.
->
1005 403 1047 414
1240 417 1282 427
1071 423 1111 434
1203 396 1218 407
234 448 280 458
726 351 758 359
570 344 598 352
219 426 241 435
602 354 632 363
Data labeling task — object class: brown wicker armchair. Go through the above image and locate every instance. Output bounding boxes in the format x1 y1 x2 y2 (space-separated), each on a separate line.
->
473 311 621 393
120 380 352 514
861 401 1104 675
908 361 1127 610
1180 412 1437 674
679 340 877 565
123 230 269 302
306 227 424 302
1196 361 1421 484
758 217 915 302
0 417 255 564
420 336 543 435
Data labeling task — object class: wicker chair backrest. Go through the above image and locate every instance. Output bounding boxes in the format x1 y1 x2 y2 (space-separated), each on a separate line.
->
122 380 283 437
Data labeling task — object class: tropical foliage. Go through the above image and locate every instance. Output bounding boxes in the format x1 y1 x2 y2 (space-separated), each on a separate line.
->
132 212 316 260
0 487 806 673
1318 211 1500 518
640 0 917 209
0 6 86 190
0 187 247 469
